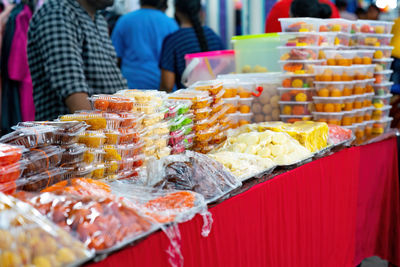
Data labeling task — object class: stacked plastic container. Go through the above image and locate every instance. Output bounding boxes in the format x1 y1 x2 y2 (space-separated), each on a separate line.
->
0 143 24 194
58 95 145 181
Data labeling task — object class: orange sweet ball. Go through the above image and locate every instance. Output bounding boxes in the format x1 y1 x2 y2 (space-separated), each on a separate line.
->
315 103 324 112
292 106 306 115
318 88 330 97
334 103 342 112
342 116 352 126
239 90 252 98
362 57 372 64
331 89 342 97
281 92 292 101
344 102 353 111
354 86 364 95
341 72 352 81
365 84 374 93
324 103 335 112
343 87 353 96
354 101 363 109
239 105 251 113
353 57 362 64
327 58 336 65
374 74 383 84
337 58 349 66
333 74 341 81
282 79 292 88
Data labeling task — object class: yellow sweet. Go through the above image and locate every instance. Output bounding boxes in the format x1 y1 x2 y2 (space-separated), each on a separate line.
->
282 105 292 115
374 50 384 59
33 256 52 267
0 251 22 267
295 93 307 102
56 248 76 264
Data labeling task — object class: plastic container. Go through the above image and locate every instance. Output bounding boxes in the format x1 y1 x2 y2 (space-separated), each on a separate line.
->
278 46 320 60
59 113 107 131
313 96 346 112
278 88 315 102
353 80 367 95
279 59 324 74
169 90 212 109
142 112 165 127
373 94 392 108
279 101 313 115
352 65 370 80
342 110 357 126
372 105 392 120
21 168 68 192
191 80 224 95
146 121 169 136
343 95 357 111
355 33 393 47
281 74 315 88
354 122 366 143
0 143 23 166
278 32 320 46
183 50 235 87
170 115 194 132
372 117 393 135
0 126 55 148
365 79 375 93
119 112 142 128
363 92 375 107
352 49 374 64
353 94 366 109
314 81 354 97
232 33 281 73
279 115 312 123
319 18 351 33
374 70 393 84
79 131 106 148
354 109 366 123
83 148 105 164
169 130 186 146
373 82 394 96
324 50 356 66
221 112 240 129
60 143 86 165
363 107 374 121
222 97 239 114
279 18 319 32
89 95 134 113
364 120 374 138
314 66 350 81
357 46 394 59
335 33 351 47
373 58 394 71
193 107 212 120
318 32 338 47
236 113 252 126
193 116 218 132
357 20 394 34
0 162 23 183
312 112 344 125
237 97 253 113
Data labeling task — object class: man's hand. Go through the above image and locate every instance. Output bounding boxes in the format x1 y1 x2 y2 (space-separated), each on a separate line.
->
65 92 92 113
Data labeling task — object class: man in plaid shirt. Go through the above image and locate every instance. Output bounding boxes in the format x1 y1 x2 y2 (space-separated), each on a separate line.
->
28 0 128 120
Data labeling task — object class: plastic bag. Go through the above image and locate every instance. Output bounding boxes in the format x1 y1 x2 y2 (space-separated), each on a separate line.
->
0 192 94 266
146 151 241 203
0 143 23 166
14 189 154 252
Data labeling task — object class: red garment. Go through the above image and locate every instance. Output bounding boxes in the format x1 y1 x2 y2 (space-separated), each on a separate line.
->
88 138 400 267
8 5 35 121
265 0 340 33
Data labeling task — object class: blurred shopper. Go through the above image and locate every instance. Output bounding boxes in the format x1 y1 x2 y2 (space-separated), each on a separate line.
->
111 0 178 89
159 0 224 92
290 0 332 18
28 0 127 121
355 7 367 19
265 0 339 33
367 4 380 20
391 17 400 85
336 0 357 20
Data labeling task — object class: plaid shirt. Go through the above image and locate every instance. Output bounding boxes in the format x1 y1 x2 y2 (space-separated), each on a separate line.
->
28 0 127 121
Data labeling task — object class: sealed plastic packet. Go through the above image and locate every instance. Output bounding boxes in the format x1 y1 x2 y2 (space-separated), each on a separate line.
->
0 192 94 266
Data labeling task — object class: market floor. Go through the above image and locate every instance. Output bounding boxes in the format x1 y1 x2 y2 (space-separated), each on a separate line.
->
361 256 388 267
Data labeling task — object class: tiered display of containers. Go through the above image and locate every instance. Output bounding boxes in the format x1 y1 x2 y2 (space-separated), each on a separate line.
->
278 18 395 143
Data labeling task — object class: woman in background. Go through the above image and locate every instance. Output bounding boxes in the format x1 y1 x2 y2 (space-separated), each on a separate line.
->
159 0 224 92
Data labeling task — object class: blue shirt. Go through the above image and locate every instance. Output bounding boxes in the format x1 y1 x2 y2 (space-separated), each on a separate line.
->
159 26 225 89
112 9 178 89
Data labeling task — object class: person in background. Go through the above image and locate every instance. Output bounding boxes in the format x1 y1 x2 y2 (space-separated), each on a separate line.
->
367 4 380 20
265 0 339 33
111 0 178 89
290 0 332 18
28 0 127 121
355 7 367 19
335 0 357 20
390 16 400 128
159 0 224 92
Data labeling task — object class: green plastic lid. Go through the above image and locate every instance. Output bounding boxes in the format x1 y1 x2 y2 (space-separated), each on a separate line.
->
232 33 279 41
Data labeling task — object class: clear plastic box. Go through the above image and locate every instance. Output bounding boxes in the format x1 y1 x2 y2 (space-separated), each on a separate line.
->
279 115 312 123
89 95 134 113
278 46 321 60
313 111 344 125
279 59 324 74
314 66 350 82
373 58 394 71
354 109 366 123
373 82 393 96
365 79 375 93
324 49 356 66
279 101 313 116
190 80 224 95
281 74 315 88
357 20 394 34
353 49 374 64
374 70 393 84
319 18 351 33
238 97 254 113
364 120 374 138
278 32 320 46
342 110 357 126
279 17 320 32
357 46 394 59
372 105 392 120
318 32 338 47
363 107 374 121
373 93 392 107
353 80 367 95
343 95 356 111
313 96 347 112
355 33 393 47
314 81 354 97
278 88 315 102
353 94 366 109
363 92 375 107
372 117 393 135
238 113 253 126
336 33 351 47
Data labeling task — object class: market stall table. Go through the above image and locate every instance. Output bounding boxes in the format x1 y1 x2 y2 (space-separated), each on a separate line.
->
87 137 400 267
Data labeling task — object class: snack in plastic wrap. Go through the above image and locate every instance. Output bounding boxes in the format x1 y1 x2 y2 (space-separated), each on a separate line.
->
328 124 353 144
0 193 94 266
23 146 65 175
0 143 23 167
214 130 312 166
15 186 153 251
19 168 68 192
0 162 23 184
146 151 241 202
0 126 55 148
59 113 107 131
208 151 276 181
89 95 134 112
169 90 212 109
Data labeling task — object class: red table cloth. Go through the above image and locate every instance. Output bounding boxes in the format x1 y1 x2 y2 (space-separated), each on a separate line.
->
89 137 400 267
